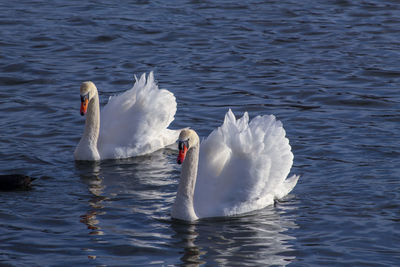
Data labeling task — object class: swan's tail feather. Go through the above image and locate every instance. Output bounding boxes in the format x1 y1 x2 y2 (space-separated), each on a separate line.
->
275 174 300 200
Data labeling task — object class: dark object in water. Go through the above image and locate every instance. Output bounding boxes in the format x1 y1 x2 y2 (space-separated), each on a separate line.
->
0 174 36 191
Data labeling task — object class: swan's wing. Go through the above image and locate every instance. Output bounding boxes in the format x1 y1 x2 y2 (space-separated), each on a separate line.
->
98 72 179 159
195 109 298 218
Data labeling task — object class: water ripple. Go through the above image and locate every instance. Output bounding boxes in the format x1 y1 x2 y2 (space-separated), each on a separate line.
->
0 0 399 265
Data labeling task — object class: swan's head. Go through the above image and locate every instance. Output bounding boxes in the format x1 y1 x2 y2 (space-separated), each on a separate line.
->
79 81 96 116
177 129 199 164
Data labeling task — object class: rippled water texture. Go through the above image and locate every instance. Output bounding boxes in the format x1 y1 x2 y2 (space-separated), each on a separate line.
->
0 0 399 266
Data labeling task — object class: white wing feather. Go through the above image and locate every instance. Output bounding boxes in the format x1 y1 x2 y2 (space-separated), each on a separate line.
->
194 109 298 218
98 72 179 159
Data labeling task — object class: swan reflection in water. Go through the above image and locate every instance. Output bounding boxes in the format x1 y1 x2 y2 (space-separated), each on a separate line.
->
75 161 106 237
171 202 298 266
74 149 178 262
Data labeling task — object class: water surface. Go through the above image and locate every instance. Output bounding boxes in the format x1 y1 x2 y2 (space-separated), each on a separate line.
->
0 0 399 266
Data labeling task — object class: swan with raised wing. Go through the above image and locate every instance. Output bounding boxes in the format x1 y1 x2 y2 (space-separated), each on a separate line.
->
172 109 299 221
74 72 179 161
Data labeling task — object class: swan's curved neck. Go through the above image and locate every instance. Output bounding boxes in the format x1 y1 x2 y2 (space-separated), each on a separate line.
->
172 143 199 221
75 89 100 161
83 91 100 146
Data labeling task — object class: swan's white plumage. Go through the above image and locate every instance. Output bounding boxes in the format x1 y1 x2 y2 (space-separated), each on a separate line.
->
74 72 179 160
180 109 299 220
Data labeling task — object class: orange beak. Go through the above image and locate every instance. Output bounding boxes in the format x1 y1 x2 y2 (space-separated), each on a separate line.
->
80 98 88 116
177 145 188 164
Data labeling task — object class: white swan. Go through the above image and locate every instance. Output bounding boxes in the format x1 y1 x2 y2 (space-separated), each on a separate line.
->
172 109 299 221
74 72 179 161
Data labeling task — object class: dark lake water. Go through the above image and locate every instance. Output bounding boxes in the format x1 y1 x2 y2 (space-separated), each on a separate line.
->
1 0 399 266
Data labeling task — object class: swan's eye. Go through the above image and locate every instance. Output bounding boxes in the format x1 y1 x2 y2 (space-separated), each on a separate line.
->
80 93 89 102
178 140 189 150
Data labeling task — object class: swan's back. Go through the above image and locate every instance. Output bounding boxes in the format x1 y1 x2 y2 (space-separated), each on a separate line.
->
195 109 299 218
98 72 178 159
